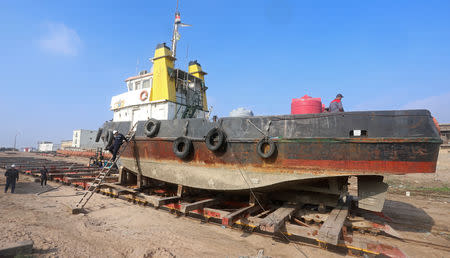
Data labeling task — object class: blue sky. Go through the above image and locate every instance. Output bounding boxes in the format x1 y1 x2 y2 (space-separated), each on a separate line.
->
1 0 449 148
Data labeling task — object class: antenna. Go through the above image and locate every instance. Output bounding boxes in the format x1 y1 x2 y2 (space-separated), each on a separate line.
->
136 58 139 75
186 43 189 71
170 0 192 59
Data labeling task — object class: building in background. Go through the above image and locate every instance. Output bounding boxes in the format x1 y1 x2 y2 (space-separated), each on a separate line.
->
60 140 73 150
22 147 35 152
37 141 58 152
440 124 450 148
72 129 104 150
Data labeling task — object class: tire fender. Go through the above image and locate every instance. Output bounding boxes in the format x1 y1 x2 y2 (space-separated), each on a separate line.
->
95 128 103 142
173 137 192 159
144 119 161 137
205 128 225 151
105 130 114 149
256 138 276 159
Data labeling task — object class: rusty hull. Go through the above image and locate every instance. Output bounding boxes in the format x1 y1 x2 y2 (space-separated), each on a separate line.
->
123 137 439 174
117 137 439 191
101 110 441 191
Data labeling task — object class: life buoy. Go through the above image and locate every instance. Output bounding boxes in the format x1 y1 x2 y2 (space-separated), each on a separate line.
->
173 137 192 159
140 90 148 101
205 128 226 151
144 118 161 137
256 138 276 159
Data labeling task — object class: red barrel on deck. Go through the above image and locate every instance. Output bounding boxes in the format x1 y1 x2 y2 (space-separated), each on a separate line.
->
291 95 323 114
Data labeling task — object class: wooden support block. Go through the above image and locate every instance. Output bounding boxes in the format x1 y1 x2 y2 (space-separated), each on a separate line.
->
155 196 180 207
102 183 136 194
177 184 183 197
49 172 98 177
180 198 219 213
202 207 231 219
65 176 117 183
143 177 149 187
254 208 273 219
285 224 318 239
0 240 33 256
236 216 262 228
222 205 261 226
137 173 142 188
141 195 180 207
318 200 349 245
118 166 125 184
259 205 298 233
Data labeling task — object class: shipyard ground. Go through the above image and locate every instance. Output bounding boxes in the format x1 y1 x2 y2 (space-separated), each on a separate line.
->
0 152 449 257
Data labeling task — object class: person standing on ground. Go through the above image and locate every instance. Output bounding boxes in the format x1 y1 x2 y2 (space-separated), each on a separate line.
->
109 130 128 162
40 166 48 187
4 164 19 193
329 93 344 112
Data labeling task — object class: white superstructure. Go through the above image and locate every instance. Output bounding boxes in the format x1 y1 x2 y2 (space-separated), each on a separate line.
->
110 65 209 125
110 11 209 125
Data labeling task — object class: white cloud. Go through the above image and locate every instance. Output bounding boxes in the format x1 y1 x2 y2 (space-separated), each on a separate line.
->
402 92 450 123
39 23 81 56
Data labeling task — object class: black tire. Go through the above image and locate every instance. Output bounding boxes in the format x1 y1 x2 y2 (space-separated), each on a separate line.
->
95 128 103 142
144 119 161 137
205 128 225 151
105 130 113 149
256 138 276 159
173 137 192 159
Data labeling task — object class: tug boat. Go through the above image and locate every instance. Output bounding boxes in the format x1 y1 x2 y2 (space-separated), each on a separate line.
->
97 11 441 212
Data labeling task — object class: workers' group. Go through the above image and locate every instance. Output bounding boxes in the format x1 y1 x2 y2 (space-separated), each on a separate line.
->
4 164 49 193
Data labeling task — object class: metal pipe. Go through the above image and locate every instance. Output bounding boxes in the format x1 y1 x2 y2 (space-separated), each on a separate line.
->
171 22 179 58
14 132 20 151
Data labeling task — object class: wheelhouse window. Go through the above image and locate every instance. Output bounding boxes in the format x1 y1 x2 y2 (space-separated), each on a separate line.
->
127 82 133 91
142 79 150 88
135 81 141 90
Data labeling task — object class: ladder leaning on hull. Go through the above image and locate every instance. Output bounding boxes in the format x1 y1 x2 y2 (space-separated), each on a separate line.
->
72 123 137 214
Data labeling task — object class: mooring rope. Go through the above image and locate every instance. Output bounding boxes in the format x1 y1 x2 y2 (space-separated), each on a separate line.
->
230 151 309 258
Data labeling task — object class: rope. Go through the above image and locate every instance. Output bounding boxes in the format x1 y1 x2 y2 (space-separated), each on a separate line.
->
230 151 309 258
246 119 267 137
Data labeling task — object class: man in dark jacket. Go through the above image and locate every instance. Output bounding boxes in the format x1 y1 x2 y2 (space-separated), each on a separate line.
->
329 93 344 112
4 164 19 193
109 130 128 162
40 166 48 187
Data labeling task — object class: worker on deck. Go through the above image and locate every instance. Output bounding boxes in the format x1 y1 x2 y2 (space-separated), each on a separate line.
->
329 93 344 112
4 164 19 193
40 166 48 187
110 130 128 162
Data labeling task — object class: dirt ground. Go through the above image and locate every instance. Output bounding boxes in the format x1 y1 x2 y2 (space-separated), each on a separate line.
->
1 151 449 258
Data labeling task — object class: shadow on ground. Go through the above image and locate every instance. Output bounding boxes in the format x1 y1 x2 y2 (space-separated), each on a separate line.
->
1 181 57 195
33 247 58 255
382 199 434 233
